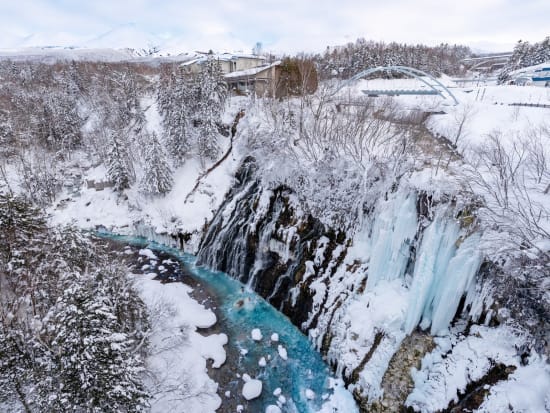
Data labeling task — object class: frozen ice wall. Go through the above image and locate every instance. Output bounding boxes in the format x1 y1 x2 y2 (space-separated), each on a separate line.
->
360 189 482 336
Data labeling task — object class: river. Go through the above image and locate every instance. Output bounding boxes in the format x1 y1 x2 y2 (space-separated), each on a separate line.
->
98 232 358 413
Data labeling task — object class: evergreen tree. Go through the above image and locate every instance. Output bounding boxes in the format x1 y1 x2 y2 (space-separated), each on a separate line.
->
36 276 148 412
0 195 150 412
0 109 14 149
140 132 173 195
106 132 134 192
158 68 193 166
195 54 227 164
499 37 550 83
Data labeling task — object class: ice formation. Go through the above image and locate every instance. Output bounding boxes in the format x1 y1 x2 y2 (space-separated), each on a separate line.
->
242 379 263 400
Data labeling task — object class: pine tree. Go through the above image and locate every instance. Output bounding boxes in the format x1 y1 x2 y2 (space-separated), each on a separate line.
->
195 54 227 164
36 276 148 413
0 109 14 149
158 68 193 165
106 132 134 192
140 132 173 195
1 194 150 411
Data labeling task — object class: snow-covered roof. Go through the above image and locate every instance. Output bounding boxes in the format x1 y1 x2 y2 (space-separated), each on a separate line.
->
181 52 265 66
224 61 281 79
509 61 550 78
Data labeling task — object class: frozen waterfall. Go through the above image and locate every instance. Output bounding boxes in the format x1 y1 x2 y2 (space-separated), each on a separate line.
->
360 190 482 336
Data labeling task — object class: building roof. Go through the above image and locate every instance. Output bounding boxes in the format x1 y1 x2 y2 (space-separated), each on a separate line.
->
181 52 265 67
224 60 281 80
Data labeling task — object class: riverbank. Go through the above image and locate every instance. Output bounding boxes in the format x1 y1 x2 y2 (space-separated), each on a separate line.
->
104 237 227 412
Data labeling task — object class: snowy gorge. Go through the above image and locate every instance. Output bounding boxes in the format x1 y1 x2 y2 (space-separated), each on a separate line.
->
0 44 549 413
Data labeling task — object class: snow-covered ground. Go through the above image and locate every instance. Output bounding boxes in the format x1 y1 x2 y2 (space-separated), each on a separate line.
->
50 97 245 253
135 267 227 412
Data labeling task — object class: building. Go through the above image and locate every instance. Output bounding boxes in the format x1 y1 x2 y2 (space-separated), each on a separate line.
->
180 52 266 75
224 58 319 98
224 60 282 96
532 67 550 87
509 62 550 87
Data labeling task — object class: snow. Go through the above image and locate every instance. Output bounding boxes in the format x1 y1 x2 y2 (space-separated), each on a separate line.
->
258 356 267 367
305 389 316 400
476 357 550 413
277 345 288 361
406 325 527 412
273 387 282 396
0 46 139 62
242 378 263 400
265 405 282 413
318 378 360 413
134 272 227 412
251 328 263 341
50 102 241 252
138 248 157 260
270 333 279 342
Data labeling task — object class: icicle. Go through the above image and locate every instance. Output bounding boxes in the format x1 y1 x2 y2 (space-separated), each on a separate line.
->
429 233 482 335
404 211 460 334
365 190 418 290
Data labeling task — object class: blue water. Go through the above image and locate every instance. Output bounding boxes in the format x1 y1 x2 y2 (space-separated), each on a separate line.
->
99 232 349 412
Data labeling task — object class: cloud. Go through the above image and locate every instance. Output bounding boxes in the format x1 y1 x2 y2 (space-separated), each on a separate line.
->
0 0 548 52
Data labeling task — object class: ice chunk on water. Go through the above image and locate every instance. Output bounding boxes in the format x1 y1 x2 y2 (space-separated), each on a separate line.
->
242 379 262 400
251 328 263 341
305 389 315 399
277 345 288 360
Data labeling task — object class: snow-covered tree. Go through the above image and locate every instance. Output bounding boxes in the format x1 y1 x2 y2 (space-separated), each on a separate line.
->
195 54 227 164
140 132 173 195
0 195 150 411
0 109 14 150
107 132 134 192
499 37 550 83
36 276 148 413
158 67 194 166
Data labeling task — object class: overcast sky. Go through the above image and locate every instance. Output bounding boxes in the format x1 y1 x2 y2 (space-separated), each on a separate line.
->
1 0 548 53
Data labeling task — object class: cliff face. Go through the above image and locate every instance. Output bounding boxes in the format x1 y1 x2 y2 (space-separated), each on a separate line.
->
196 157 526 411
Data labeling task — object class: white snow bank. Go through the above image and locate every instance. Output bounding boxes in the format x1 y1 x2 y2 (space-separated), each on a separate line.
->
138 248 157 260
476 357 550 413
318 378 360 413
406 325 526 412
135 272 226 413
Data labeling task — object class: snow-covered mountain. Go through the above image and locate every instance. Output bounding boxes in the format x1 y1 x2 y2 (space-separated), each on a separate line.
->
0 23 252 59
